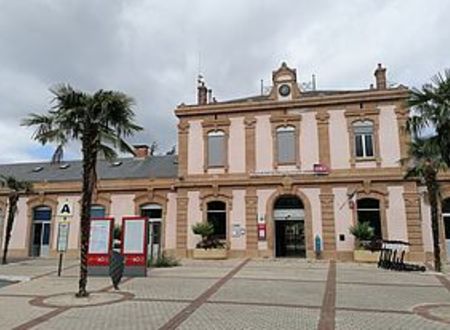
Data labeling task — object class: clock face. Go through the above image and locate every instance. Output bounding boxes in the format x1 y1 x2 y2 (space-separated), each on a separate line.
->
278 84 291 97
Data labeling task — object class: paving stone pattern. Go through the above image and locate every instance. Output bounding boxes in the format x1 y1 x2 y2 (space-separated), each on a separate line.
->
0 258 449 329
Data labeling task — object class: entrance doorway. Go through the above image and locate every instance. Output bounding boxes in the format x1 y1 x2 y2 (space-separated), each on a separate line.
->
442 198 450 261
140 204 162 261
30 206 52 257
273 196 305 257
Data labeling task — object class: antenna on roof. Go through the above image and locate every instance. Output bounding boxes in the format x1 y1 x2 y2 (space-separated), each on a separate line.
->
312 74 317 91
260 79 264 96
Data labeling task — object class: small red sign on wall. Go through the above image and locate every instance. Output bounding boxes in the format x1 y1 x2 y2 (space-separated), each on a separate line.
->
313 163 329 175
258 223 266 241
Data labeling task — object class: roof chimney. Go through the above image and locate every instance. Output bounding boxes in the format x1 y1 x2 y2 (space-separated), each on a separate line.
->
374 63 387 90
133 144 149 158
197 75 208 105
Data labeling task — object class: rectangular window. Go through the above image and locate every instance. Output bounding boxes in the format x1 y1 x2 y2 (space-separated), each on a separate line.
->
353 121 374 158
208 133 225 167
277 128 296 164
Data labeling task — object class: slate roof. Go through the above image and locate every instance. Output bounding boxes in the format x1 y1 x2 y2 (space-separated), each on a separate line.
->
0 155 178 183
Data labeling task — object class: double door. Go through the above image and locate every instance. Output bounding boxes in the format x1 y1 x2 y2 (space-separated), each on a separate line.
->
31 222 51 257
275 220 305 257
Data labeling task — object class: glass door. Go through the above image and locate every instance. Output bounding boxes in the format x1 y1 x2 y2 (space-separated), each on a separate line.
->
31 222 51 257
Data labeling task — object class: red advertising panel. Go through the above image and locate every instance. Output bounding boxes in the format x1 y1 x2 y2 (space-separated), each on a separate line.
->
87 217 114 267
121 216 148 271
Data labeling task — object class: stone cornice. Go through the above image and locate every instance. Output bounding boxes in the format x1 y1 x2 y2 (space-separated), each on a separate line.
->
175 88 409 117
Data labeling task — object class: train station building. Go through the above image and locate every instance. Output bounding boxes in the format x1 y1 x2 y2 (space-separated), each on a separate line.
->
1 63 449 262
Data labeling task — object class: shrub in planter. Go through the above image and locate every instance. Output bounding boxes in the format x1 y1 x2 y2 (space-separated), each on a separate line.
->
192 222 226 250
349 221 374 249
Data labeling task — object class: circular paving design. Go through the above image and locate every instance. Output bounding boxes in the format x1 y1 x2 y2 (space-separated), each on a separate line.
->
30 291 134 309
413 303 450 325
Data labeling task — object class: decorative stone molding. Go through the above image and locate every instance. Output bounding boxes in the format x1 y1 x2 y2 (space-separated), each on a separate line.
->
265 187 314 257
268 62 302 100
348 183 389 239
345 106 382 168
270 113 302 169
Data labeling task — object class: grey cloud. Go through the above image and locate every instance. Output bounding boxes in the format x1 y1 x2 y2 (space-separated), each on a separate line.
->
0 0 449 163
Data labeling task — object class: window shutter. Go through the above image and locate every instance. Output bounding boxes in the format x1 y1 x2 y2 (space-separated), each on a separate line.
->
277 130 295 163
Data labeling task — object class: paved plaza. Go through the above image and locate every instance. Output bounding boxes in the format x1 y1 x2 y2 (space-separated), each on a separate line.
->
0 258 450 329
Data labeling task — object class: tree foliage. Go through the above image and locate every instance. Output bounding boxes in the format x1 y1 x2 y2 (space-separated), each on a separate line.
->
23 85 142 296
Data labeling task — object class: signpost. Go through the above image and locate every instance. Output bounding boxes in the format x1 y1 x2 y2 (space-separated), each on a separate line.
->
55 199 74 276
87 217 114 276
56 222 70 276
121 216 148 277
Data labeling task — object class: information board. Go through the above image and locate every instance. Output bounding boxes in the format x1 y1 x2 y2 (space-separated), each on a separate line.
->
57 223 70 252
88 220 111 254
121 216 148 276
123 219 145 254
87 217 114 268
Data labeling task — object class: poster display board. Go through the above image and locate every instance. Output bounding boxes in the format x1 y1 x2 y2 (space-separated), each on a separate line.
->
57 222 70 252
87 217 114 275
121 216 148 277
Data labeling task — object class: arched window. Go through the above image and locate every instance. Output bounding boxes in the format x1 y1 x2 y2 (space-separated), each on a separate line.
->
353 121 374 158
357 198 381 239
207 201 226 240
207 130 226 167
276 126 296 164
31 206 52 257
90 204 106 218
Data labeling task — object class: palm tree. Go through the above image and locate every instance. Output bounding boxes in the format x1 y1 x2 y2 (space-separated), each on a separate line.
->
0 176 32 264
403 137 447 272
23 85 142 297
407 70 450 166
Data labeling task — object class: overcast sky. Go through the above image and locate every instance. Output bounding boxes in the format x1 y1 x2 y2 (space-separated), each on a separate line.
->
0 0 449 163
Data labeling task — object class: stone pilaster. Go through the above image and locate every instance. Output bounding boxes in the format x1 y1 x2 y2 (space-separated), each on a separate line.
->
320 187 336 258
245 187 258 255
403 183 424 260
316 110 331 167
176 191 188 257
177 120 189 178
244 116 256 173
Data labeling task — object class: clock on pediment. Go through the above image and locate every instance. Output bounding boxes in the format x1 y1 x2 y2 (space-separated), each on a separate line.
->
278 84 291 97
269 62 301 101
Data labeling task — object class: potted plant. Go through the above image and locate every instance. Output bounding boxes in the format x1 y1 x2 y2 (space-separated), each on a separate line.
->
192 222 228 259
349 222 381 263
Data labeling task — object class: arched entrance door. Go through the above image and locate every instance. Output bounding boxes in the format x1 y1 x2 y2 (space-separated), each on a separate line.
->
442 198 450 261
140 203 163 261
274 195 305 257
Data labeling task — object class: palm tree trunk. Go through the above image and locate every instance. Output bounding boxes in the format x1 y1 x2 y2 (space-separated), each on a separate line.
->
76 129 97 297
2 194 18 264
425 169 441 272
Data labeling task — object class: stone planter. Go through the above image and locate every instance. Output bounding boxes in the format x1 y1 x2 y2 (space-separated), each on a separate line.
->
193 248 228 260
353 250 381 263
